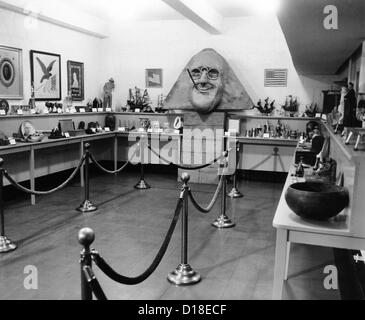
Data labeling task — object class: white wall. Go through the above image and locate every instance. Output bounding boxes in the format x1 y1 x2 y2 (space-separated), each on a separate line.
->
0 8 103 107
101 15 338 112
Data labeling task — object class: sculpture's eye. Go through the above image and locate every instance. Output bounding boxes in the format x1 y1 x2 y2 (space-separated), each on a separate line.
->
207 68 219 80
191 68 201 79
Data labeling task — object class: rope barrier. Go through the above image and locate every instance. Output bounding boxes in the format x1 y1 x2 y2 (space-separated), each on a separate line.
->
147 144 228 170
187 174 224 214
89 152 132 175
3 155 86 196
90 197 183 285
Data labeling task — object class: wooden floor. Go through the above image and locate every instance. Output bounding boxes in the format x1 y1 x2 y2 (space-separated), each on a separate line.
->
0 170 340 300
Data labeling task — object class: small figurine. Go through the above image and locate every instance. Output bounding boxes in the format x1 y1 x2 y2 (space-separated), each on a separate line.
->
103 78 115 111
304 103 318 118
254 98 275 115
282 95 298 117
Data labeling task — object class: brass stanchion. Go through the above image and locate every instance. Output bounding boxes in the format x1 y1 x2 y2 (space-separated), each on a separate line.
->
167 173 201 286
79 227 95 300
77 143 97 213
0 158 17 253
212 159 236 229
134 137 150 189
227 141 243 198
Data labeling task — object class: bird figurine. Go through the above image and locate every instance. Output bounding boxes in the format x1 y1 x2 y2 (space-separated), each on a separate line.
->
36 58 56 83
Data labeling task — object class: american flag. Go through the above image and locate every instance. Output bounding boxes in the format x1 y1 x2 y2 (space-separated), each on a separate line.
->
264 69 288 87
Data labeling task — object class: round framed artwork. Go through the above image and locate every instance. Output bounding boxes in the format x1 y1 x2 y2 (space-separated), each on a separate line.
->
0 58 15 88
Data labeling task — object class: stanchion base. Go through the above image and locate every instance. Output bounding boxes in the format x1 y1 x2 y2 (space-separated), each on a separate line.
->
134 180 150 190
77 200 97 213
227 188 243 198
167 263 201 286
212 215 236 229
0 236 17 253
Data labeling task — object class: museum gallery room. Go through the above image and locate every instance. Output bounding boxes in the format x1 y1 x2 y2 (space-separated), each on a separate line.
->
0 0 364 301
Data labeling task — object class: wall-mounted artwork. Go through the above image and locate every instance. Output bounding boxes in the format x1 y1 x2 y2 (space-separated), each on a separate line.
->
67 60 84 101
30 50 61 101
146 68 163 88
0 45 23 100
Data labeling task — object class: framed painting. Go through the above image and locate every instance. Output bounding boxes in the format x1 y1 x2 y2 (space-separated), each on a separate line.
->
146 68 163 88
30 50 61 101
67 60 84 101
0 45 23 100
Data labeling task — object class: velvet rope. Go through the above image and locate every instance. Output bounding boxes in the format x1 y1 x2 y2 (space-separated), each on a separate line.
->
3 155 85 195
187 174 224 214
91 197 183 285
147 144 227 170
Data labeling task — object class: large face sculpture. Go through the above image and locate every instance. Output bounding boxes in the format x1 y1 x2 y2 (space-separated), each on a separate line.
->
188 51 224 113
165 48 252 113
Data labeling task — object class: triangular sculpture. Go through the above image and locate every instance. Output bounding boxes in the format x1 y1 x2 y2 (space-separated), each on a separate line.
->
165 48 253 114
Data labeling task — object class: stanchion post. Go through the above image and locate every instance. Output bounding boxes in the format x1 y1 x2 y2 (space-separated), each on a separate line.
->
0 158 17 253
77 143 97 213
212 156 236 229
167 173 201 286
227 140 244 198
78 228 95 300
134 136 150 190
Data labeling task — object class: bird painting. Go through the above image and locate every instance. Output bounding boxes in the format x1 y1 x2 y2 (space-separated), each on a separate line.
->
36 57 56 83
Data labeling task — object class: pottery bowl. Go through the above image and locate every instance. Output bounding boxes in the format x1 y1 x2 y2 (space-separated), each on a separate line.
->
285 181 349 221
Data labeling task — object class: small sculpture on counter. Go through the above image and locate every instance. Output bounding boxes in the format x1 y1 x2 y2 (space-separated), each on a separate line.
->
48 126 64 140
19 121 44 143
93 98 103 110
254 97 275 115
28 82 36 112
282 95 299 117
155 94 167 113
103 78 115 111
304 103 318 118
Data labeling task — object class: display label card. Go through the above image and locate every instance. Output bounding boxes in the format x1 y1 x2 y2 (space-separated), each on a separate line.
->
106 108 112 112
104 127 110 132
79 108 85 113
0 110 6 115
91 128 96 133
30 109 36 114
92 108 97 112
57 108 62 114
135 108 140 113
9 138 16 145
174 130 180 134
64 132 70 138
17 109 23 115
118 127 126 132
263 133 270 139
138 128 145 132
97 108 103 112
44 109 49 114
147 128 153 133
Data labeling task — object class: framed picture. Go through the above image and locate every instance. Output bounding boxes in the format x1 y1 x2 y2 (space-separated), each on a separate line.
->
30 50 61 101
146 68 163 88
67 60 84 101
0 45 23 100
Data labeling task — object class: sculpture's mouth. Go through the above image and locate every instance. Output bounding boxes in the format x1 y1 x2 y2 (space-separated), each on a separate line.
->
195 82 215 93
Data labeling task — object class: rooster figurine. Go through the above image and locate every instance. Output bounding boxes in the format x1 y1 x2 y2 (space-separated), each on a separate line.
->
254 97 275 115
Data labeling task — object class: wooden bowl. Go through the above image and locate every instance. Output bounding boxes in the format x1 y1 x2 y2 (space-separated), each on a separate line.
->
285 181 349 221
